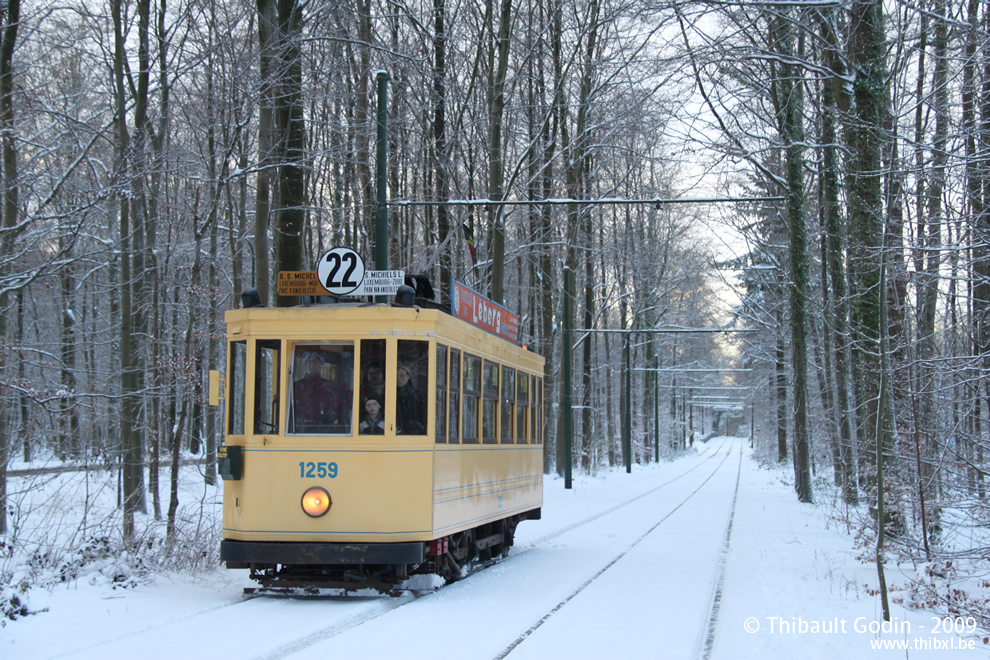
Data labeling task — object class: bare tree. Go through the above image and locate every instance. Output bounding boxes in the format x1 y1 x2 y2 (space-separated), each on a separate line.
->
0 0 19 536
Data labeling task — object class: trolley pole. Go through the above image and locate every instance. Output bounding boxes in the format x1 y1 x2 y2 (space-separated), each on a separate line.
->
375 71 389 277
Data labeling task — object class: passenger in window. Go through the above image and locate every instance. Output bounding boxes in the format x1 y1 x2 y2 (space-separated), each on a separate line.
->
294 354 344 432
359 393 386 435
395 364 426 434
361 361 385 403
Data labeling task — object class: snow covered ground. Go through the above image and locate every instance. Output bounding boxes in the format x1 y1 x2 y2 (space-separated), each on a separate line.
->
3 436 986 659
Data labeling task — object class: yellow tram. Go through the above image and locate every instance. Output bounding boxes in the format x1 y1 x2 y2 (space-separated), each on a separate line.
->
213 276 544 591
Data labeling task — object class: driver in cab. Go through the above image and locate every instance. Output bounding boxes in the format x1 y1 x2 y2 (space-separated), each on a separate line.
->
293 354 344 432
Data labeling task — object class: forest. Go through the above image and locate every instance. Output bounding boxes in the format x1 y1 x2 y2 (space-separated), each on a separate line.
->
0 0 988 626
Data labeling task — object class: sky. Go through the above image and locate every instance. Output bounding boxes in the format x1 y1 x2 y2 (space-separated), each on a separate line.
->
3 435 986 659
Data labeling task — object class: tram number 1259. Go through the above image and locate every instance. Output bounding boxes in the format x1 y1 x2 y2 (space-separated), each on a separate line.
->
299 462 339 479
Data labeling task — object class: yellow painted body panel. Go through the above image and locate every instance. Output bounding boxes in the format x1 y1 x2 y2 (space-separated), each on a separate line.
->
432 445 543 536
223 441 435 543
220 302 544 546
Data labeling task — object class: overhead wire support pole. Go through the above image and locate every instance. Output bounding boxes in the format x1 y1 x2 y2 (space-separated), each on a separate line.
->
654 354 660 463
562 267 573 490
624 333 632 473
375 71 389 270
374 71 389 303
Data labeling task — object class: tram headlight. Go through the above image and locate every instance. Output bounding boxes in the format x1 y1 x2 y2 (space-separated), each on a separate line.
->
301 487 332 517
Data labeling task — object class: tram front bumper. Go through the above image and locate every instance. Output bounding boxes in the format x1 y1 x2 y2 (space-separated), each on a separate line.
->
220 539 426 568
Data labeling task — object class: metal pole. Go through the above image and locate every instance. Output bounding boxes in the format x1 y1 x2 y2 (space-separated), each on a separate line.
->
654 354 659 462
682 392 687 447
670 375 677 450
750 401 755 447
689 395 694 447
375 71 389 280
624 332 631 473
563 267 573 489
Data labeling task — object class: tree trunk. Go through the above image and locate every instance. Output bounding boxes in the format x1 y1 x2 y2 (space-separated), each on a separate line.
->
433 0 452 298
273 0 306 303
912 0 947 550
255 0 277 306
488 0 513 303
113 0 144 543
819 7 858 504
544 0 561 476
59 239 79 460
775 309 788 463
845 0 888 478
972 0 990 501
772 11 812 502
0 0 18 536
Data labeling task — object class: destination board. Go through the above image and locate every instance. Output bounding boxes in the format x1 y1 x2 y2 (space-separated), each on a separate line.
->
356 270 405 296
277 271 328 296
277 269 406 297
451 279 520 344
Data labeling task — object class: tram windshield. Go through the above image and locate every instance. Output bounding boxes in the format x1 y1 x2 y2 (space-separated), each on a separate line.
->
228 340 246 435
288 343 354 435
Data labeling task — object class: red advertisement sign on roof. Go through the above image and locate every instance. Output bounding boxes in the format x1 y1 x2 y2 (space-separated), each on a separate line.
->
451 279 520 344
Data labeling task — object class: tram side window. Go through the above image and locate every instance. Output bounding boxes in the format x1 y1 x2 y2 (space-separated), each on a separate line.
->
436 345 447 443
449 349 461 444
516 372 529 444
396 340 428 435
462 354 481 443
482 361 498 444
535 377 543 444
228 341 247 435
500 366 515 444
359 339 386 435
289 343 354 435
254 340 281 434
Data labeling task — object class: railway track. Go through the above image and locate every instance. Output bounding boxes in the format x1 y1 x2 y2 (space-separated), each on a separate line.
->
49 589 413 660
267 438 740 660
491 437 743 659
263 436 744 660
41 438 744 660
519 435 731 551
697 440 743 660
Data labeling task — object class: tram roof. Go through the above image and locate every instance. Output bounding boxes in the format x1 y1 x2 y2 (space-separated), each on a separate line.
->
224 301 544 370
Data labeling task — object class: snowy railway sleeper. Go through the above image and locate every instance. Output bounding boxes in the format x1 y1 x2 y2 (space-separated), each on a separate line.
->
210 266 545 594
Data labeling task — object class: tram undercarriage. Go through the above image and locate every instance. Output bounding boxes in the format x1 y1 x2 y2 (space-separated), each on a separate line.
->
223 510 540 594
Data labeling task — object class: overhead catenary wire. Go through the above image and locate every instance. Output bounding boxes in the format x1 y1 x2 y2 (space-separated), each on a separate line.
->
389 196 784 207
